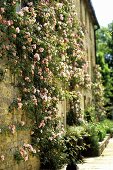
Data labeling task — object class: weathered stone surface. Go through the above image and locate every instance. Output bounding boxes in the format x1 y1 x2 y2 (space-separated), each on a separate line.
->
0 64 39 169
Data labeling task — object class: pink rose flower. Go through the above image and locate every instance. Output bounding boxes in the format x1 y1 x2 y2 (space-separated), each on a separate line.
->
60 14 64 20
32 44 36 49
12 34 17 38
0 155 5 161
25 77 31 82
18 102 23 109
17 11 24 17
27 2 33 6
24 155 28 161
22 7 29 12
34 53 40 61
38 120 45 128
17 97 21 102
0 8 5 13
16 27 20 33
20 121 25 126
7 20 13 26
0 15 2 21
33 98 37 105
9 125 16 134
39 47 44 53
19 147 28 161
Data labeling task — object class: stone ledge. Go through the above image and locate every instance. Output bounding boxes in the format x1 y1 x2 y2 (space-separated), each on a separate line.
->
98 134 111 156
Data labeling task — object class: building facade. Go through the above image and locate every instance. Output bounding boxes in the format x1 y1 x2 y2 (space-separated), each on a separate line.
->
58 0 99 125
78 0 99 115
0 0 99 169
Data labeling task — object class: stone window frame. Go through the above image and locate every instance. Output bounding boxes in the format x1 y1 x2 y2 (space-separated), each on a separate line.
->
16 0 21 12
16 0 30 12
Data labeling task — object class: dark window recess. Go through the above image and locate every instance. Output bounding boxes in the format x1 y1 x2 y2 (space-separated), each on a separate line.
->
16 0 34 11
84 95 86 107
0 69 4 81
21 0 35 8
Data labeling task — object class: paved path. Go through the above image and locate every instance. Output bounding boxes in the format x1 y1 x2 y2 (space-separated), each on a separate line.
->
77 138 113 170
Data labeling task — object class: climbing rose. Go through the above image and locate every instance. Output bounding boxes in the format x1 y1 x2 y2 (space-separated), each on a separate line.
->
0 155 5 161
34 53 40 61
39 47 44 53
16 27 20 33
18 102 23 109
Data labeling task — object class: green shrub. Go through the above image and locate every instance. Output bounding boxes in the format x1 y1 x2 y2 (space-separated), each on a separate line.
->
96 123 106 142
33 133 67 170
82 123 99 157
101 119 113 134
82 119 113 156
84 106 96 122
65 126 86 165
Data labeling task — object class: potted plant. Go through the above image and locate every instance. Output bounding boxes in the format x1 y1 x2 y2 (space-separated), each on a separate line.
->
65 126 85 170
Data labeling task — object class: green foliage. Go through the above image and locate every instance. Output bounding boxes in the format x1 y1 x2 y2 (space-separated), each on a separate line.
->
92 65 106 121
82 119 113 156
14 151 24 163
65 126 86 165
96 23 113 115
84 105 96 122
14 144 37 162
39 138 67 170
96 123 106 142
0 0 91 168
83 123 99 156
32 125 67 170
0 0 109 167
99 119 113 134
66 92 81 126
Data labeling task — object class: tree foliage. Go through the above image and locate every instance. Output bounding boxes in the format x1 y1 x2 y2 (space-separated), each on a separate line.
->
96 22 113 116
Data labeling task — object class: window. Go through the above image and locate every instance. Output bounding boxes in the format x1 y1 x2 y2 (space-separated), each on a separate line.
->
16 1 21 12
84 95 86 108
16 0 31 12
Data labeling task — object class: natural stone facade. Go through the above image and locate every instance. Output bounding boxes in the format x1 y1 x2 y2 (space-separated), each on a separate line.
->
59 0 99 123
0 0 98 169
69 0 99 114
0 61 40 170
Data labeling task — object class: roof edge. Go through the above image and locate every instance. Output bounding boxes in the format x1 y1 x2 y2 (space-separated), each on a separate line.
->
87 0 100 30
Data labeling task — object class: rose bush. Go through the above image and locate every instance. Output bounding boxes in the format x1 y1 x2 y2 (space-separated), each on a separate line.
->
0 0 93 169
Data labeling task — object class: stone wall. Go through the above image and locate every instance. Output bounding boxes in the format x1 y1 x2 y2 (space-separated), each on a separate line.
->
0 0 98 168
78 0 96 112
0 61 40 170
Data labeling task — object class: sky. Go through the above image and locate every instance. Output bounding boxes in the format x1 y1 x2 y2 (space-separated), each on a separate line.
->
91 0 113 27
